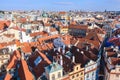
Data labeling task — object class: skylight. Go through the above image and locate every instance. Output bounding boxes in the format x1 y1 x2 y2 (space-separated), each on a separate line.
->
34 56 42 66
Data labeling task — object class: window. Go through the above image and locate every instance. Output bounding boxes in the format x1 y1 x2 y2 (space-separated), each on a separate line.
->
116 74 119 77
87 74 89 78
6 55 8 57
52 74 55 80
58 72 61 78
76 74 79 77
76 67 79 70
80 78 83 80
72 75 74 79
1 60 3 63
92 72 94 76
81 72 83 75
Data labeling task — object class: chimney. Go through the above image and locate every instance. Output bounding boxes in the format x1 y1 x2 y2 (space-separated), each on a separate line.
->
86 46 89 51
117 52 120 58
54 48 56 52
60 55 63 65
47 27 50 33
114 46 119 52
62 49 65 54
58 47 61 52
3 49 6 54
77 49 79 52
74 40 79 46
72 55 75 63
62 46 65 54
63 45 65 49
21 52 24 60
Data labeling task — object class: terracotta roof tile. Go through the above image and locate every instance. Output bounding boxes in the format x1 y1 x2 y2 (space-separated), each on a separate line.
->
15 40 21 47
30 31 48 37
70 21 77 25
28 51 50 78
38 34 59 43
110 57 120 65
3 34 15 38
0 20 11 30
50 28 57 32
4 73 12 80
33 61 48 78
37 50 51 64
18 59 34 80
29 42 38 47
0 44 3 49
55 22 63 26
85 32 103 43
44 23 51 27
7 50 21 70
69 24 88 30
19 18 27 23
107 52 116 57
11 26 26 32
59 11 66 15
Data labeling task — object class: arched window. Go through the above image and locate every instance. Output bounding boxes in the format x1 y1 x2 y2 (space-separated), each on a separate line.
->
58 72 61 78
52 74 55 80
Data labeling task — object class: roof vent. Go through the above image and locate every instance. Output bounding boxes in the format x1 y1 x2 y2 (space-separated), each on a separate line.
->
77 49 79 52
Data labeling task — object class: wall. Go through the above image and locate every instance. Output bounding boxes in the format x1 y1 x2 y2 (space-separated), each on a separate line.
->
49 69 63 80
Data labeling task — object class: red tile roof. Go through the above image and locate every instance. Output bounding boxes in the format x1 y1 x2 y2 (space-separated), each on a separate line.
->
15 39 21 47
69 24 88 30
19 18 27 23
29 42 38 47
38 34 59 43
37 50 51 64
85 32 102 43
28 51 49 78
0 20 11 30
18 59 34 80
3 34 15 38
30 31 48 37
0 40 21 49
7 50 21 70
50 28 57 32
11 26 26 32
0 44 3 49
110 57 120 65
59 11 66 15
44 23 51 27
33 61 48 78
55 21 63 26
4 73 12 80
87 28 106 34
70 21 77 25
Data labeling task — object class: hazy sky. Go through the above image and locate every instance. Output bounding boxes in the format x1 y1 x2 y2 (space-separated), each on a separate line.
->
0 0 120 11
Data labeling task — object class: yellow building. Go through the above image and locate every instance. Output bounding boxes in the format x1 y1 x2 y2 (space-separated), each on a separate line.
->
60 26 68 34
69 64 84 80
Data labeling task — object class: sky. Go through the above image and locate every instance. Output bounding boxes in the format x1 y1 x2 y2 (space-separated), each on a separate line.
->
0 0 120 11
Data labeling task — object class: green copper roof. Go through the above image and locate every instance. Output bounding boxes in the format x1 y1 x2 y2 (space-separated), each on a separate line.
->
42 12 48 18
45 62 63 73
